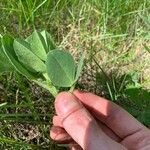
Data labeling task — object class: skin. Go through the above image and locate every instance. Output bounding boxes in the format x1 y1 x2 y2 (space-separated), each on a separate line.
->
50 90 150 150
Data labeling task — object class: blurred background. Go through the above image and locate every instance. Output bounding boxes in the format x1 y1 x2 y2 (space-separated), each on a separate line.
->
0 0 150 149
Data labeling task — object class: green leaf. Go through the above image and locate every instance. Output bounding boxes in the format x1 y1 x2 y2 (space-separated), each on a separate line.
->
33 80 58 97
41 30 56 51
1 35 37 79
143 44 150 53
75 51 85 81
0 49 14 73
26 30 47 61
46 49 76 87
0 40 14 73
13 38 46 73
138 110 150 127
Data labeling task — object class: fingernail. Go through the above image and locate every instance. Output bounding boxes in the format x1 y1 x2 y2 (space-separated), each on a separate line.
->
55 92 82 118
50 126 71 142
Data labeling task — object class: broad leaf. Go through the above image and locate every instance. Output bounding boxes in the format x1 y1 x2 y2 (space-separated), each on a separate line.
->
13 38 46 73
41 30 56 51
26 30 47 61
0 40 14 73
1 35 37 79
75 52 85 81
138 110 150 127
46 49 76 87
0 50 14 73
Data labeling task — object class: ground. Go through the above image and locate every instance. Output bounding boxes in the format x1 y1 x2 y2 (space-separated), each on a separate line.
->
0 0 150 149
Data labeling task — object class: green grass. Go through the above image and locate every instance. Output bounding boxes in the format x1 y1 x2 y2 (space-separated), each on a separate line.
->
0 0 150 149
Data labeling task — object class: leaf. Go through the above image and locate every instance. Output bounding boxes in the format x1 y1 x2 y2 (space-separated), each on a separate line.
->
46 49 76 87
0 49 14 73
143 44 150 53
0 38 14 73
26 30 47 61
75 51 85 81
138 110 150 127
1 35 37 80
33 80 58 97
41 30 56 51
125 87 150 109
13 38 46 73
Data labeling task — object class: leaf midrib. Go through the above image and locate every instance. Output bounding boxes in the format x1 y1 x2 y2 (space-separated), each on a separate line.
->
52 54 74 85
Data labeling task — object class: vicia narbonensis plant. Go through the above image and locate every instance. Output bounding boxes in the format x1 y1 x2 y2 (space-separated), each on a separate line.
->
0 30 85 97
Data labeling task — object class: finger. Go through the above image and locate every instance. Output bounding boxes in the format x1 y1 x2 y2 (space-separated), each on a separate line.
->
53 115 63 127
55 92 126 150
73 90 146 138
69 144 83 150
53 115 121 142
97 119 121 142
50 125 82 150
50 126 72 143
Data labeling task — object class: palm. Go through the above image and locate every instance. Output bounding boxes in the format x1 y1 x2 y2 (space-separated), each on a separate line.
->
50 90 150 150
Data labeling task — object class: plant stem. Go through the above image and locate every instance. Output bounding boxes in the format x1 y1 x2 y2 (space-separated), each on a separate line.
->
69 83 76 93
33 80 58 97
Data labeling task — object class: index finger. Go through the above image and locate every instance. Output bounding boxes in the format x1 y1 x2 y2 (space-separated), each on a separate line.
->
73 90 147 139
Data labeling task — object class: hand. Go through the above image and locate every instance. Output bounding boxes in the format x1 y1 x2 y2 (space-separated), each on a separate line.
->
50 90 150 150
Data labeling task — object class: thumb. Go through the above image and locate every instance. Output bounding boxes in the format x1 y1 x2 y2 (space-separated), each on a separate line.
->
55 92 126 150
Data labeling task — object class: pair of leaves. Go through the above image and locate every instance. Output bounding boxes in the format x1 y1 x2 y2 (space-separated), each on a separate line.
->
41 30 56 52
14 38 46 73
1 35 37 79
26 30 56 61
15 30 56 73
46 50 85 87
1 30 84 93
14 30 56 74
1 30 56 79
26 31 47 61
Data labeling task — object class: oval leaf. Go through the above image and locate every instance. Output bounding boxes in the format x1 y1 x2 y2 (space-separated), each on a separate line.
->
46 49 76 87
13 38 46 73
26 30 47 61
41 30 56 51
1 35 37 79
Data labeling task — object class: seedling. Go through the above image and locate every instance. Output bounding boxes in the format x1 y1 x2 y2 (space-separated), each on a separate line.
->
0 30 85 97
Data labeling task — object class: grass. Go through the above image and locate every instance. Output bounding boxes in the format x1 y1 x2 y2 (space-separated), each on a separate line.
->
0 0 150 149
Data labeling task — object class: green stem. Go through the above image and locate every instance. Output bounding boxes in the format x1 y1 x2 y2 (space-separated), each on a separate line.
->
69 83 76 93
33 80 58 97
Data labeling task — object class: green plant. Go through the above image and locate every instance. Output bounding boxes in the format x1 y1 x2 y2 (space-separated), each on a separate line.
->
0 30 85 97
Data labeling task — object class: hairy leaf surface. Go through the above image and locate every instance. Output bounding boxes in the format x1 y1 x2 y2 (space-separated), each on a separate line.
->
46 49 76 87
14 38 46 73
2 35 37 79
26 30 47 61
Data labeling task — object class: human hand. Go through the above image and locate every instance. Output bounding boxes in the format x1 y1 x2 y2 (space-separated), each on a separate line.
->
50 90 150 150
